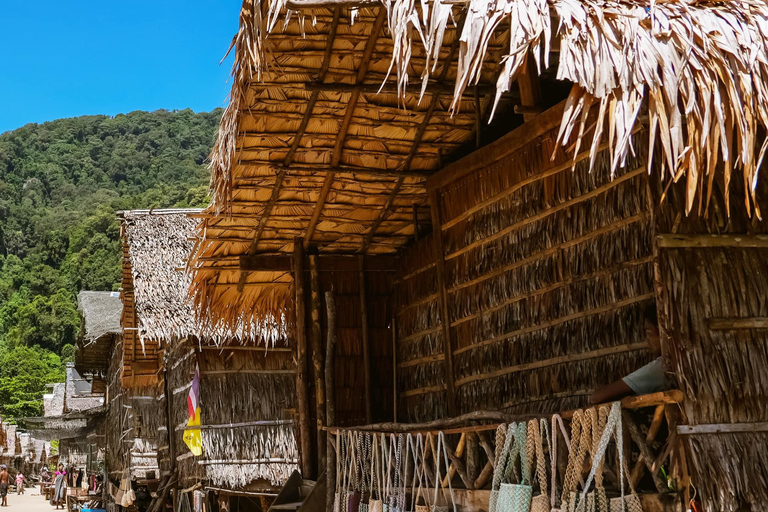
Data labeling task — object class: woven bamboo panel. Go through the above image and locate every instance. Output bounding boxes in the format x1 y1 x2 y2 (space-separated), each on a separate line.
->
395 110 655 421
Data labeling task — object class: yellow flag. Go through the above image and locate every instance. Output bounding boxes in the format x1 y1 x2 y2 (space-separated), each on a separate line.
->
183 407 203 456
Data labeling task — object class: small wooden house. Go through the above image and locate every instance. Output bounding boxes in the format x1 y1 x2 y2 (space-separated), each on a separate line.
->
188 1 768 511
118 209 298 509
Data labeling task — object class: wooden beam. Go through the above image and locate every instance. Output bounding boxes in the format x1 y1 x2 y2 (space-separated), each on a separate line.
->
293 238 313 478
358 10 462 254
427 101 566 191
516 53 542 122
455 342 648 386
308 253 327 476
233 161 431 179
657 234 768 248
238 10 342 289
677 422 768 435
429 187 457 416
707 317 768 330
239 254 397 272
304 9 386 249
622 410 667 492
303 81 494 96
358 256 373 423
325 290 338 427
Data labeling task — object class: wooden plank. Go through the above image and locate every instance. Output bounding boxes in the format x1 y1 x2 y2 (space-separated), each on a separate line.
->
400 384 447 398
455 342 648 386
358 256 373 423
302 81 493 95
427 101 566 191
657 234 768 248
517 53 541 122
453 292 655 356
398 353 445 368
429 187 457 416
446 166 646 260
293 238 313 478
448 212 650 293
240 254 397 272
308 253 326 476
708 317 768 330
677 422 768 435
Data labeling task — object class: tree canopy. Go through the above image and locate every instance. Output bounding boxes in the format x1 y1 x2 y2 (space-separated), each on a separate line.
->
0 108 220 418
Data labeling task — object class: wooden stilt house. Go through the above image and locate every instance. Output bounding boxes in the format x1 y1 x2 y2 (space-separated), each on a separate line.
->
188 1 768 511
118 209 298 508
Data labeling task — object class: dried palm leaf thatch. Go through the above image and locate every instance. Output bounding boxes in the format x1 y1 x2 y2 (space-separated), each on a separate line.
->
121 209 278 345
685 433 768 512
202 424 298 487
659 241 768 510
247 0 767 216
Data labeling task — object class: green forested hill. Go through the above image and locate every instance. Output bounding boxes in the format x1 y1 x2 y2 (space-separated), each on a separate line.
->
0 108 221 417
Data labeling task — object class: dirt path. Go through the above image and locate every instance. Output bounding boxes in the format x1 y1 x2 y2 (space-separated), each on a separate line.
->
1 489 58 512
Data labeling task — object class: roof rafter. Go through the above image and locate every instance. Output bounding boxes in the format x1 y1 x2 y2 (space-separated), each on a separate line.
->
303 8 388 250
359 12 467 254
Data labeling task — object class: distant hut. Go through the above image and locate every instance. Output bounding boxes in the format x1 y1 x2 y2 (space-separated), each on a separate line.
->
23 363 104 478
188 1 768 511
118 209 297 507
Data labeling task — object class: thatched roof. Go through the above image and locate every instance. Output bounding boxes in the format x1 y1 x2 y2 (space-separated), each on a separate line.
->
76 291 122 373
120 209 267 344
190 0 768 332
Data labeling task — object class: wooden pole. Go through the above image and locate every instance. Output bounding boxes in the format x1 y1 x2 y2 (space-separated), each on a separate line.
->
392 314 398 423
309 253 327 474
428 188 457 416
358 256 373 423
293 237 313 478
325 290 337 428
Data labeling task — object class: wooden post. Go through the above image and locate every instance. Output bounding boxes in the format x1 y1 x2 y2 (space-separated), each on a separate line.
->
517 53 542 122
293 238 313 478
392 314 398 422
325 290 337 427
428 188 457 417
326 431 336 512
465 432 480 487
309 252 327 474
358 256 373 423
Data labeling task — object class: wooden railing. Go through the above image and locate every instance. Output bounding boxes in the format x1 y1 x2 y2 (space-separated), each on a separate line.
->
325 390 685 511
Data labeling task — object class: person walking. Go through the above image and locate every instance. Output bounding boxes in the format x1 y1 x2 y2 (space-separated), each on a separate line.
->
0 465 9 506
51 464 67 510
14 472 24 495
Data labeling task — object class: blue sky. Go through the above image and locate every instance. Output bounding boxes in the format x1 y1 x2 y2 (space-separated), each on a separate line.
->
0 1 241 134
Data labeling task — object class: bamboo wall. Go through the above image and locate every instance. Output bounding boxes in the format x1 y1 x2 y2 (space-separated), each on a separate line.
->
313 266 395 427
395 106 656 421
652 172 768 511
120 238 162 387
167 340 298 490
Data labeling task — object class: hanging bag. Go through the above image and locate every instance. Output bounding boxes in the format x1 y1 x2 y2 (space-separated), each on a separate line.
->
549 414 575 512
369 434 384 512
580 404 643 512
349 432 362 512
560 410 593 512
489 424 513 512
360 433 373 512
431 431 457 512
530 419 550 512
498 422 533 512
335 431 344 512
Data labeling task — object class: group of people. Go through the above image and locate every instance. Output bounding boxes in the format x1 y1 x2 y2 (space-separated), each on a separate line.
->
0 465 29 506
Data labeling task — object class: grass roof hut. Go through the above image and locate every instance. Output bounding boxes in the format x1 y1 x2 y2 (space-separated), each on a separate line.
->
119 209 298 506
188 0 768 510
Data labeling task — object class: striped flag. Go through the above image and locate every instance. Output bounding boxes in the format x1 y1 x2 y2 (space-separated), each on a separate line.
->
183 363 203 455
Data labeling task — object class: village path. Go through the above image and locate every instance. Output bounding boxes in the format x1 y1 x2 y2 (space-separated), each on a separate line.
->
2 490 58 512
